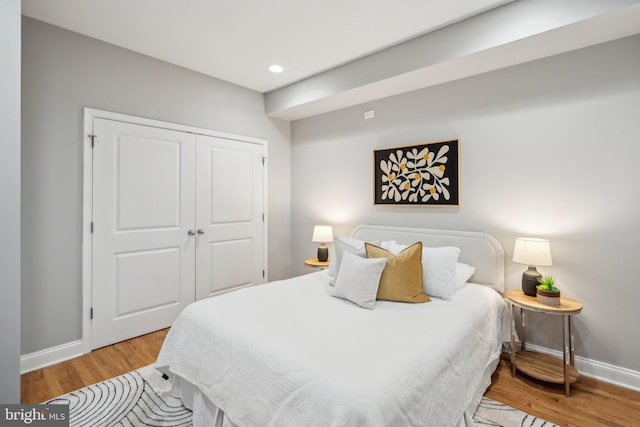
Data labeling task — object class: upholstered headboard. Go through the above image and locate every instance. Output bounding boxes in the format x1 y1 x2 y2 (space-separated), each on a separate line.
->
351 225 505 293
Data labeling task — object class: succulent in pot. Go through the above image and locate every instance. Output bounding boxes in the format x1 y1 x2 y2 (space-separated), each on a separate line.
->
536 275 561 306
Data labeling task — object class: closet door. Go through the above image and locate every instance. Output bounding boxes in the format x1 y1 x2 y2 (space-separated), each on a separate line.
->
91 118 196 349
195 135 265 299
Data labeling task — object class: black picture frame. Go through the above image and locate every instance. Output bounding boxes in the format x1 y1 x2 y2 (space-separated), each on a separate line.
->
373 139 459 206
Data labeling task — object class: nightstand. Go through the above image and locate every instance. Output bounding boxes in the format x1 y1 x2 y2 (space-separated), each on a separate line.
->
505 289 583 397
304 258 330 270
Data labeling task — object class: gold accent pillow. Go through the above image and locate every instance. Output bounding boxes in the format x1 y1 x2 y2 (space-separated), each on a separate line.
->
365 242 430 303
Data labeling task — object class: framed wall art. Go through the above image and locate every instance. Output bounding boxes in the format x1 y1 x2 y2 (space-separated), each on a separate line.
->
373 139 459 206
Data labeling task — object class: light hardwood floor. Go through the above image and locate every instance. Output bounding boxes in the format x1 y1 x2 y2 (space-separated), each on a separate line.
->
22 329 640 426
21 329 168 405
486 357 640 427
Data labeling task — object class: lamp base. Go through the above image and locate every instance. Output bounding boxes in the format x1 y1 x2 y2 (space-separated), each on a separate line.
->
522 266 541 296
317 246 329 262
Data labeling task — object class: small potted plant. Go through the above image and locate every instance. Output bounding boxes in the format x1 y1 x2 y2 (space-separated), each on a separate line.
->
536 275 561 306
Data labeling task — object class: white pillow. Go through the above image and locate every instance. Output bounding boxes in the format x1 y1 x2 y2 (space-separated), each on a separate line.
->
455 262 476 289
422 247 460 299
388 242 460 299
331 251 387 310
327 236 380 277
380 240 396 250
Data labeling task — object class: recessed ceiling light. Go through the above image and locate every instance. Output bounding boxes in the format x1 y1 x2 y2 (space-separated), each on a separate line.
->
268 64 284 73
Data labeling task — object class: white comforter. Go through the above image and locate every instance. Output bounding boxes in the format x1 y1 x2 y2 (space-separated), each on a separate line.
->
156 271 510 427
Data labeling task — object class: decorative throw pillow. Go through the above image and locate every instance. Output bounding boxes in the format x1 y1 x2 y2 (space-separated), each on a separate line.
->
387 242 461 300
332 251 387 309
421 246 460 299
455 262 476 290
327 236 380 278
365 242 430 303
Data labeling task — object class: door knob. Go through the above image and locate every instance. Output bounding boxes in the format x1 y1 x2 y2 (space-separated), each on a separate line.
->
188 229 196 236
197 228 205 235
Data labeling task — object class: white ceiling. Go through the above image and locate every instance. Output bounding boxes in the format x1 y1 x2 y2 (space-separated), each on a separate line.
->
21 0 511 93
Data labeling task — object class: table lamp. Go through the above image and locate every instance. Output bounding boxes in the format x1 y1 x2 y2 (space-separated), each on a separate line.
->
312 225 334 262
512 237 552 296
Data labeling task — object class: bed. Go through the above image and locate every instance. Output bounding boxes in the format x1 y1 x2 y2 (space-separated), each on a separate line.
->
156 225 511 427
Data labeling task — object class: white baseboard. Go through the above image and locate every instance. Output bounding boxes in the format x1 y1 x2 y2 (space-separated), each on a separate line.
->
527 343 640 392
20 340 85 374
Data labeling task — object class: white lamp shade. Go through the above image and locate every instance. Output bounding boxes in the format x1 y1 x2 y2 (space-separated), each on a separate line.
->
512 237 552 266
312 225 334 243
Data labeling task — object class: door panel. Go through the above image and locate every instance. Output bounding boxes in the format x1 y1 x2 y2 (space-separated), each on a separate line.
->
116 136 181 230
91 118 196 349
209 149 254 223
208 239 255 293
196 135 265 299
114 247 181 317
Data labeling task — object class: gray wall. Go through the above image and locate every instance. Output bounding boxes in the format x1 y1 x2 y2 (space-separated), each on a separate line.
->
0 0 21 403
291 35 640 372
21 17 291 355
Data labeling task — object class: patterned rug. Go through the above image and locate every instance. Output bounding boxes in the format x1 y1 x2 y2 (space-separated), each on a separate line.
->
46 365 558 426
473 397 558 427
45 365 190 426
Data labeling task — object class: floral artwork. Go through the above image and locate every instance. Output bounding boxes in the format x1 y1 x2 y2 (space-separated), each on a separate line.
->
374 139 459 206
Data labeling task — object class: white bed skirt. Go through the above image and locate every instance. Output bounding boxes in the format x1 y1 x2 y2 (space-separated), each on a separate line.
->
170 374 238 427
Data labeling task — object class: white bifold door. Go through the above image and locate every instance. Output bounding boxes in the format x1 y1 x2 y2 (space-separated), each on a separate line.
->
91 118 265 349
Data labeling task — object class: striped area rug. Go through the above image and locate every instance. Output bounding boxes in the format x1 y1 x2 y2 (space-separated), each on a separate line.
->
45 365 190 426
473 397 559 427
45 366 558 426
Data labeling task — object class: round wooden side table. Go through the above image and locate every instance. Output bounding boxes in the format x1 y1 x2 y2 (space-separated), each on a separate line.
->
505 289 583 397
304 258 330 270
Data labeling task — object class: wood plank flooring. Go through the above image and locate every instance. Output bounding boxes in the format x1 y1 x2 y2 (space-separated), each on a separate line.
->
22 329 640 426
485 357 640 427
21 329 168 405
